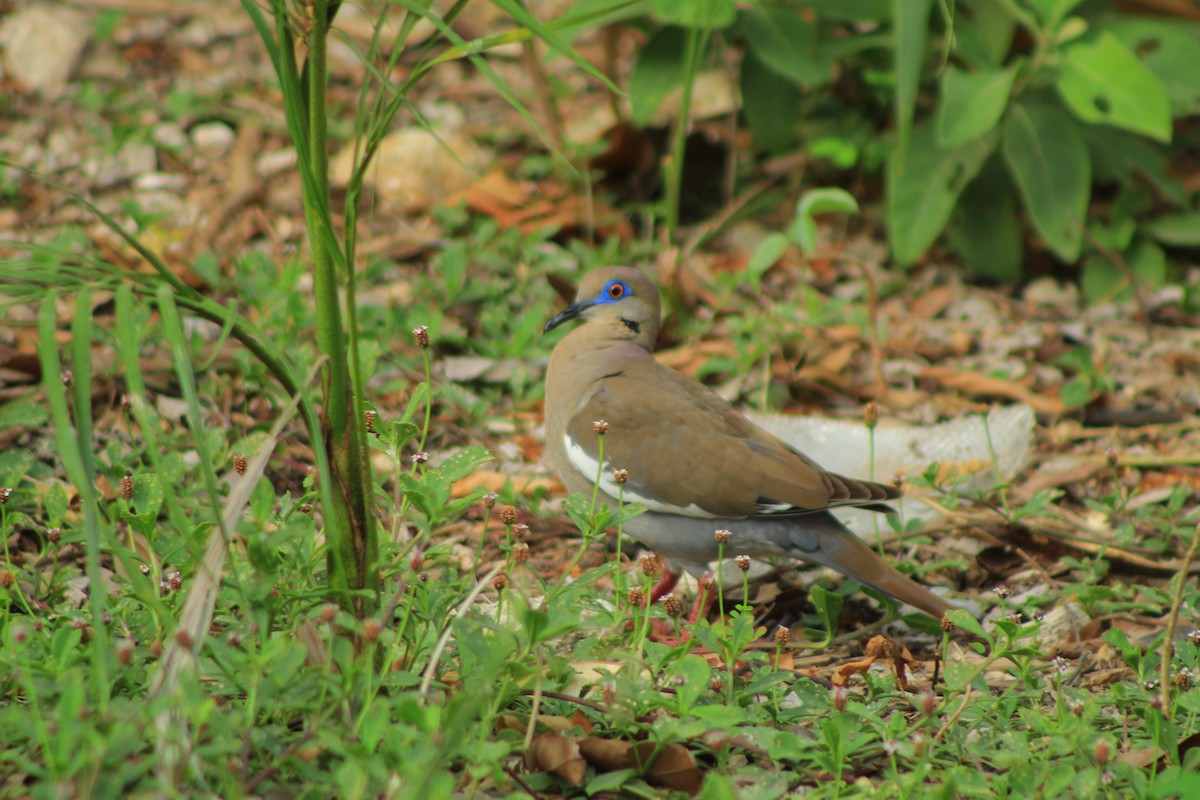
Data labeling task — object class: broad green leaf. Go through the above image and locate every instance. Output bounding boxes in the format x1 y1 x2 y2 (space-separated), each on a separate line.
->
650 0 734 29
1144 212 1200 246
893 0 934 154
887 124 996 264
1024 0 1085 31
742 6 829 87
1082 126 1184 206
950 157 1023 281
1105 19 1200 116
936 65 1019 147
1057 32 1171 142
1002 101 1090 263
956 0 1017 67
629 27 687 126
788 187 860 254
740 54 801 153
805 0 890 22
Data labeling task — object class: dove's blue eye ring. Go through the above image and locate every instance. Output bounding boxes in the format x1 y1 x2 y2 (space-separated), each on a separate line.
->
601 280 628 301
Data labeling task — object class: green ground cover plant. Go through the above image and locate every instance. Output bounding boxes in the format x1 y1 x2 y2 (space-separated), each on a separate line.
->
1 0 1198 797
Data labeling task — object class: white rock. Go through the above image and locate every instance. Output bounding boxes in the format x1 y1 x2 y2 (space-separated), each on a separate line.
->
88 141 158 188
153 123 190 151
191 121 235 158
256 148 297 177
331 127 490 213
0 4 92 97
1031 603 1090 654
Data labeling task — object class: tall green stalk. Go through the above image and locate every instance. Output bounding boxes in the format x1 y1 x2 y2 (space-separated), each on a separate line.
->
255 0 379 616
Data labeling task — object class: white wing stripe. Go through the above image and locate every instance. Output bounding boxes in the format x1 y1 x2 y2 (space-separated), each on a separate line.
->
563 434 719 519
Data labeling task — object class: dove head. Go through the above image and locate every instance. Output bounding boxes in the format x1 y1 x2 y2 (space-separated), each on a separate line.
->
543 267 661 349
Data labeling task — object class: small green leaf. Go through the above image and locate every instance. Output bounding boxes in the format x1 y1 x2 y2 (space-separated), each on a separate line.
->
1060 377 1093 408
742 6 829 87
945 608 989 643
888 124 996 264
130 474 164 520
788 188 860 254
586 770 637 794
629 27 687 126
398 474 434 519
430 445 494 486
384 420 421 450
746 233 790 282
809 584 844 642
650 0 734 29
1083 239 1165 304
1057 33 1172 142
0 393 49 429
1025 0 1086 31
936 65 1019 148
609 501 647 527
46 483 69 528
1002 100 1091 263
1145 212 1200 246
564 492 610 534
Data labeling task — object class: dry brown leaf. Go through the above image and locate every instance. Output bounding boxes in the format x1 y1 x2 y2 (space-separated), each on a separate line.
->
637 742 703 796
535 714 582 734
920 366 1065 414
578 738 702 794
526 732 586 786
1117 746 1161 769
657 341 737 376
908 284 956 319
496 714 524 732
570 710 594 735
815 342 858 374
579 736 636 771
832 634 922 690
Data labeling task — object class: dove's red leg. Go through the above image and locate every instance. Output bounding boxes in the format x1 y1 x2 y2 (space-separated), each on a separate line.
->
648 567 681 605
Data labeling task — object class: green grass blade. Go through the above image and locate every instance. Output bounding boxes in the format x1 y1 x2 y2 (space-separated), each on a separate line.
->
38 292 111 712
154 286 230 544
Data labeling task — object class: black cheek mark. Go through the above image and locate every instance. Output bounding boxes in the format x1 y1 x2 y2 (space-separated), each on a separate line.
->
621 318 640 333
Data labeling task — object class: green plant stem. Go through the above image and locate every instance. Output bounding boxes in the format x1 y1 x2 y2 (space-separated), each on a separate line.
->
664 26 708 242
715 538 726 619
614 484 626 603
418 349 434 452
1159 522 1200 762
290 0 378 618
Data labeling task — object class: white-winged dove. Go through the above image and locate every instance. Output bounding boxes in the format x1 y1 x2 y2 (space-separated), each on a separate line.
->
543 267 955 621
